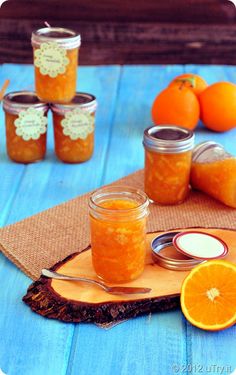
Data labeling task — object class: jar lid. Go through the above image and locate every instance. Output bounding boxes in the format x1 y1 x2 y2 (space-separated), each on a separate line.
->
2 91 49 115
143 125 195 153
31 27 81 49
192 141 231 162
151 231 228 271
173 231 228 259
51 92 97 114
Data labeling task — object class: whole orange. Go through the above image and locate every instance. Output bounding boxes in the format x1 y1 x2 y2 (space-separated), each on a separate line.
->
169 73 208 97
199 82 236 132
152 86 200 130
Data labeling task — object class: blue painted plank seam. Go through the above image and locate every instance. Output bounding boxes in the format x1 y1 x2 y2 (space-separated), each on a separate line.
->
64 66 122 375
100 66 123 186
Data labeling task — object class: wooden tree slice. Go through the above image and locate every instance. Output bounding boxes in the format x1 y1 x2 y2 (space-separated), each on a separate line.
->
23 228 236 324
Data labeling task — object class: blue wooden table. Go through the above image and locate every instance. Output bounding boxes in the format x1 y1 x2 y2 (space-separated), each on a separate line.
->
0 64 236 375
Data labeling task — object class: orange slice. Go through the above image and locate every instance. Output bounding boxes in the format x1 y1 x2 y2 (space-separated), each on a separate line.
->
181 260 236 331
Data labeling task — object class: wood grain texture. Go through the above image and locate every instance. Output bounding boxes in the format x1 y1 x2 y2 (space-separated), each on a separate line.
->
1 0 235 23
1 0 236 64
0 64 236 374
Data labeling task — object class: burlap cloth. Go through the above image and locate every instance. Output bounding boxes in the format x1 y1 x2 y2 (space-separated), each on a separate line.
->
0 169 235 281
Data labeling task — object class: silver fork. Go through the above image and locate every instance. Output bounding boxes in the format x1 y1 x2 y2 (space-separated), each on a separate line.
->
42 269 152 295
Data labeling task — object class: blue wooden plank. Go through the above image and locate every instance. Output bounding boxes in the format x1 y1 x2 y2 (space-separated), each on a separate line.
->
101 64 185 184
184 65 236 374
186 323 236 374
0 64 121 375
0 65 29 226
67 312 187 375
0 64 236 375
68 65 188 375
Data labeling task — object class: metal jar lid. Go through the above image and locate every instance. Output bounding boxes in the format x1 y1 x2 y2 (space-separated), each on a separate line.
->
151 231 228 271
192 141 231 162
51 92 97 114
143 125 195 154
31 27 81 49
2 91 49 115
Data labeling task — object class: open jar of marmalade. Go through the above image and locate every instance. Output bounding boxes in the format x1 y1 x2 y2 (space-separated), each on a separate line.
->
89 186 149 283
51 93 97 163
3 91 49 163
31 27 81 103
143 125 194 205
191 141 236 208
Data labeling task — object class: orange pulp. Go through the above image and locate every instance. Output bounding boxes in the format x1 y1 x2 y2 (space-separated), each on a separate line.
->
144 149 192 204
90 199 147 283
34 47 78 103
191 158 236 208
5 112 46 163
53 112 94 163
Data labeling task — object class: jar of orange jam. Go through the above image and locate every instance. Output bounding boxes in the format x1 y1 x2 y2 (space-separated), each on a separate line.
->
89 186 149 283
191 141 236 208
143 125 194 205
51 93 97 163
3 91 49 163
31 27 81 103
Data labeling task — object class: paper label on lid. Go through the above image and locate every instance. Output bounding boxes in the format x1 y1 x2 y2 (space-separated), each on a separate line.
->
175 232 226 259
61 108 94 140
34 42 69 78
14 108 47 141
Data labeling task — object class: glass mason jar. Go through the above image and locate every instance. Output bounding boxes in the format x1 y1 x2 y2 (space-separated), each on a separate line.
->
143 125 195 205
31 27 81 103
89 186 149 283
3 91 49 163
191 141 236 208
51 93 97 163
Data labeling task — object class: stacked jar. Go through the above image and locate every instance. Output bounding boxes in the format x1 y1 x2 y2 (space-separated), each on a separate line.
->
3 27 97 164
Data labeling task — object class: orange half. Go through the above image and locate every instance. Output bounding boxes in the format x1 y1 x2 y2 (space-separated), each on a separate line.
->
181 260 236 331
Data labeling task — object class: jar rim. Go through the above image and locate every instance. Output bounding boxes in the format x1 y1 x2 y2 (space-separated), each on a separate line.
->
2 91 49 114
31 27 81 49
89 186 149 220
192 141 221 162
51 92 97 114
143 125 194 153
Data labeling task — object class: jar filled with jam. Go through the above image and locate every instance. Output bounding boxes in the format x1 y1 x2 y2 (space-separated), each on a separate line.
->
89 186 149 283
51 93 97 163
191 141 236 208
143 125 194 205
31 27 81 103
3 91 49 163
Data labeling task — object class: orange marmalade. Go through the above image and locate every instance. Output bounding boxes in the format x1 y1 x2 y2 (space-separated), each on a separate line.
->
3 91 49 163
31 27 81 103
143 125 194 205
191 141 236 208
51 93 97 163
145 149 192 204
89 187 149 283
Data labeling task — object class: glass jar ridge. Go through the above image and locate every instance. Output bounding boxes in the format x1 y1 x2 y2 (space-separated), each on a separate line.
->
143 125 194 154
31 27 81 49
89 186 149 221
